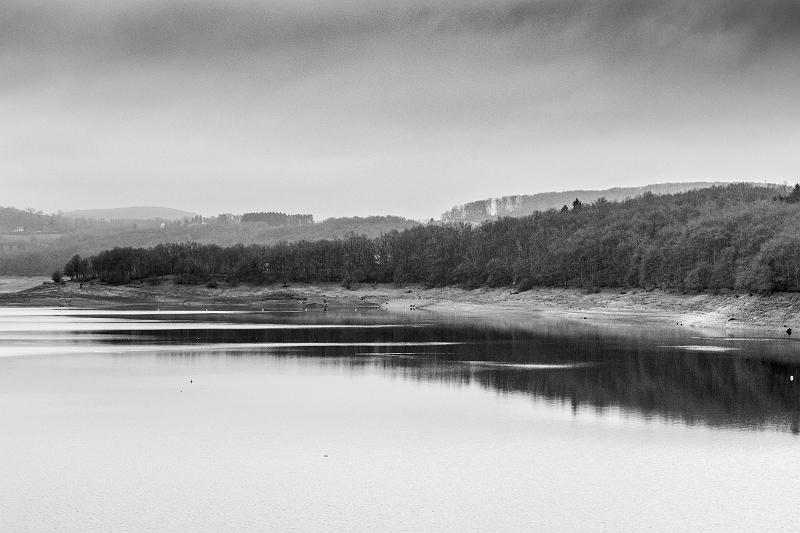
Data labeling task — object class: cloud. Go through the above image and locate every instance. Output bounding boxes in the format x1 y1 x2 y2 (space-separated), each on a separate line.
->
1 0 799 217
2 0 799 65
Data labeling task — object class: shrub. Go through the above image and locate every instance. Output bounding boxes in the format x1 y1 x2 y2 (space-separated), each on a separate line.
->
736 261 773 293
451 260 482 289
51 270 62 283
485 258 513 287
103 271 128 285
683 263 712 292
515 277 535 292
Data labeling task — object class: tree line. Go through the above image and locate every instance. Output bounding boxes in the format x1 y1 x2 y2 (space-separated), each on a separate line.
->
64 184 800 292
241 212 314 226
0 215 419 276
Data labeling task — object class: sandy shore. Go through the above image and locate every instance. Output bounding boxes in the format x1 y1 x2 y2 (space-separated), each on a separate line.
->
1 280 798 334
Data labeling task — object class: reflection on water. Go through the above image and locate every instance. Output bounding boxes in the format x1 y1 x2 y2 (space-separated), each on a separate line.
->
2 307 799 434
2 307 799 532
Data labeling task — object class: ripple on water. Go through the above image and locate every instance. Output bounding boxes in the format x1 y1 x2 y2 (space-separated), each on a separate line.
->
463 361 598 369
662 345 740 353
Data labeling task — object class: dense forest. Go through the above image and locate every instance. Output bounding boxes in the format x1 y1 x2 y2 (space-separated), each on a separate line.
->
67 184 800 292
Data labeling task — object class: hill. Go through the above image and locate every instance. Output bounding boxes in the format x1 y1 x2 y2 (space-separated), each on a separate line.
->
0 206 87 234
70 183 800 293
0 215 420 275
63 206 198 221
441 182 771 223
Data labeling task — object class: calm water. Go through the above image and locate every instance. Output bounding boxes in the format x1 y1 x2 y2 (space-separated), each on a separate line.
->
0 276 50 294
1 306 799 532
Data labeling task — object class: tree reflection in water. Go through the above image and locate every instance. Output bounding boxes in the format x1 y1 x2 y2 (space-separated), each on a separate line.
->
92 310 800 434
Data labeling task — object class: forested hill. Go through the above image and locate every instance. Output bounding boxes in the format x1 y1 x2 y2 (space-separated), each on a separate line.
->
75 184 800 293
0 206 89 233
441 181 755 223
0 215 420 275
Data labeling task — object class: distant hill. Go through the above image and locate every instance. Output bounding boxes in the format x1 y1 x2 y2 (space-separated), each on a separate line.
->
441 182 775 223
63 206 198 221
0 214 421 275
0 206 77 234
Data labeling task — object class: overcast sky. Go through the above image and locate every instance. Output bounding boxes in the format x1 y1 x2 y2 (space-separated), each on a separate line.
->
2 0 799 219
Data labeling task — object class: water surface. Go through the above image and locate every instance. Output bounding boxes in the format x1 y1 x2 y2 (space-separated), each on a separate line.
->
1 307 798 531
0 276 50 294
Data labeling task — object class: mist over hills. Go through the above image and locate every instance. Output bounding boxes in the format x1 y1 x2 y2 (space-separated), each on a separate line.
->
441 182 764 223
63 206 198 221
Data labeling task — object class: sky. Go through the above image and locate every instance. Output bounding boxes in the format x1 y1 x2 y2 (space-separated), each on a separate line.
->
2 0 800 220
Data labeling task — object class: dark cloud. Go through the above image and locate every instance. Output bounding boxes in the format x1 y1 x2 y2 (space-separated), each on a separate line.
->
2 0 798 64
428 0 800 67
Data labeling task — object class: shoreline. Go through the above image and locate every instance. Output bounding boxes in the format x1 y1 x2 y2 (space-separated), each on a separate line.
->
1 280 798 334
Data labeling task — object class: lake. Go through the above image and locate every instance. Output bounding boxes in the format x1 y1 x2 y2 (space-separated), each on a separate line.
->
1 306 798 531
0 276 50 294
